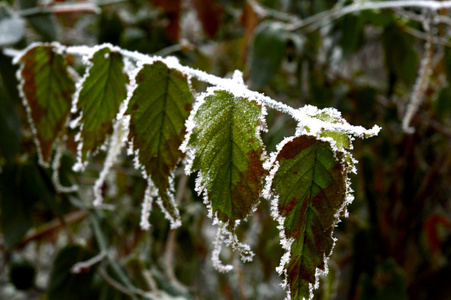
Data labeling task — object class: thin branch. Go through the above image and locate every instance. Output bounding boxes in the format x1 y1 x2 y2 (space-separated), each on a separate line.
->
15 209 88 248
402 26 451 48
402 23 434 133
163 174 189 292
288 0 451 32
63 44 380 138
72 251 106 273
98 267 134 297
18 3 101 17
17 0 127 17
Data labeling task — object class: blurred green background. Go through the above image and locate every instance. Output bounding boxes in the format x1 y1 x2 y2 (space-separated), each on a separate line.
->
0 0 450 299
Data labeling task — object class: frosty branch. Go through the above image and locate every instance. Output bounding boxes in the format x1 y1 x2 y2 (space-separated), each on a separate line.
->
13 42 379 300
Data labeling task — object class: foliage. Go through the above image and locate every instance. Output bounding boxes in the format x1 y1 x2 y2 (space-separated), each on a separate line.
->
1 1 451 300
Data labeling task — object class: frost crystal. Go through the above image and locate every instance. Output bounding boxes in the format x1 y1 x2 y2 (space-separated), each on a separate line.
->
93 119 128 207
52 138 78 193
140 180 155 231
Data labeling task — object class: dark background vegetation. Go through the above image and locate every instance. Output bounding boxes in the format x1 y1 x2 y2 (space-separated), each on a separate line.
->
1 0 450 299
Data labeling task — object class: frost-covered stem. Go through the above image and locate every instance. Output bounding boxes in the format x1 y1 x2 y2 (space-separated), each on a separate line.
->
93 120 128 206
212 223 234 273
18 2 101 17
71 251 106 273
52 139 78 193
288 0 451 32
63 45 380 138
17 0 126 17
402 28 434 133
247 0 300 22
140 181 154 230
90 211 140 300
163 174 188 289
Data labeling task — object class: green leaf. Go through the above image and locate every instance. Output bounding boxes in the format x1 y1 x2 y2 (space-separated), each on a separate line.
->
17 45 75 165
77 46 128 162
268 135 347 300
248 20 288 89
126 61 193 226
185 90 267 225
48 245 98 300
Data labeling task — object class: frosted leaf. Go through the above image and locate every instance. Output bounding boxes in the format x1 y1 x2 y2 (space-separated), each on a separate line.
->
265 135 351 300
15 42 75 167
71 45 128 164
125 61 192 228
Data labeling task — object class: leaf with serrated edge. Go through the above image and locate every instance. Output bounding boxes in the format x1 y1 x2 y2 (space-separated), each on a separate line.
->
184 89 267 226
268 135 347 300
76 46 128 162
126 61 193 228
17 44 75 165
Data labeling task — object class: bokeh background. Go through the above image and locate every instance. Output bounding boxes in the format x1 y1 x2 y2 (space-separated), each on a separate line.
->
1 0 450 299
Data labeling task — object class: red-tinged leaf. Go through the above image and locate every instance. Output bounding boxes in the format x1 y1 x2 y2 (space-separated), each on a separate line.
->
240 2 258 61
191 0 223 38
17 44 75 164
268 135 348 300
76 46 128 162
184 90 267 225
126 61 193 227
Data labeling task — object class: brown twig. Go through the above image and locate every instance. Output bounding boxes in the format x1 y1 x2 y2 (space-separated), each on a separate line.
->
14 209 88 248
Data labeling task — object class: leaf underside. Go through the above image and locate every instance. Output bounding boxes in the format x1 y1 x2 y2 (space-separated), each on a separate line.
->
187 90 267 225
126 61 193 222
271 135 347 300
77 46 128 161
19 45 75 163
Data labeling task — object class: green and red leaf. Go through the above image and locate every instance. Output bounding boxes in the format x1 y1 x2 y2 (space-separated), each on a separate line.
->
17 44 75 165
268 135 348 300
76 46 128 162
184 90 267 225
126 61 193 226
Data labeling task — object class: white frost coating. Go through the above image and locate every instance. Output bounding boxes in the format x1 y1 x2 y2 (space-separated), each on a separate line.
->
294 105 381 139
212 223 234 273
122 60 182 229
52 139 78 193
211 221 254 272
70 43 128 170
71 251 106 273
13 43 67 168
264 123 364 299
402 30 433 134
61 44 380 138
154 173 182 229
93 119 128 207
140 180 155 231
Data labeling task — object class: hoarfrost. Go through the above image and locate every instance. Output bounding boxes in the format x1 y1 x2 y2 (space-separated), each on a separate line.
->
154 173 182 229
52 138 78 193
212 223 234 273
93 119 128 207
140 180 156 231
